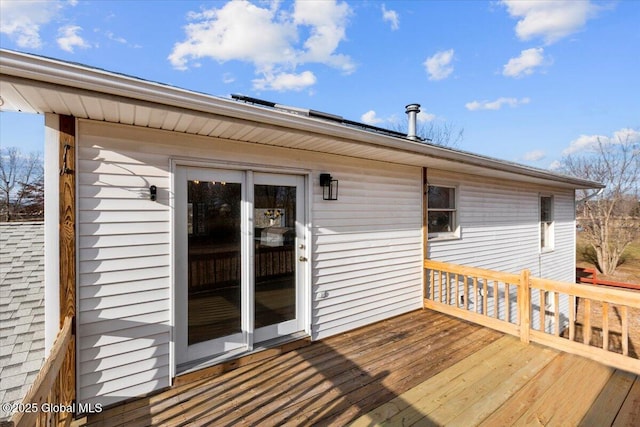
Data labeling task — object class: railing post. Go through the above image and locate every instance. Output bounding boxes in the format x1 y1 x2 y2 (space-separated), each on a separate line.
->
519 269 531 344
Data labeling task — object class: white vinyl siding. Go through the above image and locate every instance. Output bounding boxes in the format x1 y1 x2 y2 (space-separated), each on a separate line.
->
77 135 172 407
76 120 423 406
427 169 576 281
311 166 423 339
427 169 576 333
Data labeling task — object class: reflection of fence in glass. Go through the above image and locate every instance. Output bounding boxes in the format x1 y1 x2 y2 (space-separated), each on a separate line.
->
189 246 295 293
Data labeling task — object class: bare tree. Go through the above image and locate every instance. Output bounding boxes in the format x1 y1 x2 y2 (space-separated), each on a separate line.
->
417 121 464 148
0 147 44 222
562 133 640 275
393 120 464 148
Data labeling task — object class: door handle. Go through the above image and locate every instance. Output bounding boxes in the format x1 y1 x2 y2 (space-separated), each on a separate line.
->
299 256 308 262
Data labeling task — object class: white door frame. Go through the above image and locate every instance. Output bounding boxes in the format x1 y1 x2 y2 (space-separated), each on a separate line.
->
171 160 310 373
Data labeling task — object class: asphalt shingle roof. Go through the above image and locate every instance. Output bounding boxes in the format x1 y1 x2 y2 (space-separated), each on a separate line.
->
0 222 45 420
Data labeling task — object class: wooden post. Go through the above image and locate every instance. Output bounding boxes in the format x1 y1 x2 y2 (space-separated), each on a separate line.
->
59 114 76 415
519 269 531 344
422 167 428 304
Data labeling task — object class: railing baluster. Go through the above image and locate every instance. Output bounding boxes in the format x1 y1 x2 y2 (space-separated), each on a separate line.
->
622 305 629 356
429 268 435 300
554 292 560 336
482 278 488 315
539 289 546 332
505 283 510 323
583 299 592 345
602 302 609 351
473 277 478 313
493 280 499 319
569 295 575 341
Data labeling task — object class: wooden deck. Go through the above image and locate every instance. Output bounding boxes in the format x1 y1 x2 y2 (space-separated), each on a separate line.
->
82 310 639 427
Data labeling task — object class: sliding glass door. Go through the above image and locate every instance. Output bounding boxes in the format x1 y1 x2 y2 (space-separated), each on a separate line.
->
175 167 306 368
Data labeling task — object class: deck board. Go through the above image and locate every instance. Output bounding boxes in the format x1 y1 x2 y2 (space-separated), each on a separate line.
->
82 309 638 427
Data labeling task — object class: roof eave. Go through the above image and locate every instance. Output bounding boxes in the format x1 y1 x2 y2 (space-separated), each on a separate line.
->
0 49 604 190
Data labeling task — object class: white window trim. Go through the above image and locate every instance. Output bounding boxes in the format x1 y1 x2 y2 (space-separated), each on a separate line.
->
540 194 554 253
427 183 460 241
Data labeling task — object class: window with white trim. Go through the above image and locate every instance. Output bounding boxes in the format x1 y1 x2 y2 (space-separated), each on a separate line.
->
540 195 554 251
427 185 457 238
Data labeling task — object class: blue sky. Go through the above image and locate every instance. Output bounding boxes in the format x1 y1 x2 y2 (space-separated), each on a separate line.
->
1 0 639 169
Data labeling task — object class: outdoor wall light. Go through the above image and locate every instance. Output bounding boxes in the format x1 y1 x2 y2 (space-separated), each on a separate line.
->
149 185 157 201
320 173 338 201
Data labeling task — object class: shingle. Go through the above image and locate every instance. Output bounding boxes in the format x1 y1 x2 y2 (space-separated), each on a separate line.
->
0 222 45 419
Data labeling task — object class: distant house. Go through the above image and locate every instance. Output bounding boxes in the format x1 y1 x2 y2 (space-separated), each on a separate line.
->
0 222 45 420
0 49 601 412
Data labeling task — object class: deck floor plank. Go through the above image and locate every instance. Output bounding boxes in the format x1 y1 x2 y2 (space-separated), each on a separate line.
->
283 326 502 427
512 356 613 426
82 309 639 427
444 344 558 427
579 369 636 427
612 376 640 427
366 338 551 427
188 312 488 426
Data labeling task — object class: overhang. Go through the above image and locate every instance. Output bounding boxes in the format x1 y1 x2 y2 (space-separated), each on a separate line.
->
0 49 603 190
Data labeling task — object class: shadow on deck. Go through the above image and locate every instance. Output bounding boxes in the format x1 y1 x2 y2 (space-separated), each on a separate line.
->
82 310 639 426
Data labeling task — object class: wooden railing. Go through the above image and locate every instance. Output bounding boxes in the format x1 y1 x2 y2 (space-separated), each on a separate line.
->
577 266 640 290
11 316 75 427
424 260 640 375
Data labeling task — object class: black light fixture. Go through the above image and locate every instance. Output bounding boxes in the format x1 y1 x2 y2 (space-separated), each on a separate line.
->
320 173 338 201
149 185 157 201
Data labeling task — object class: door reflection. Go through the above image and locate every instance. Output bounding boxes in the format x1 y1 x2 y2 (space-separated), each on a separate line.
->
187 180 242 345
254 184 297 330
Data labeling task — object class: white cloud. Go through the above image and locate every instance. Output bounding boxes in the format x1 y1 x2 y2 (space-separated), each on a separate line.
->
169 0 354 91
382 4 399 30
500 0 598 44
361 109 436 126
0 0 63 48
548 160 562 170
523 150 546 161
361 110 384 125
293 0 354 73
105 31 127 44
57 25 90 52
613 128 640 144
465 97 530 111
253 70 317 92
503 47 547 78
424 49 455 81
563 128 640 155
417 111 436 123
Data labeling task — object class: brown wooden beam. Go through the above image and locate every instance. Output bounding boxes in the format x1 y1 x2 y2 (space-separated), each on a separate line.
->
59 114 76 411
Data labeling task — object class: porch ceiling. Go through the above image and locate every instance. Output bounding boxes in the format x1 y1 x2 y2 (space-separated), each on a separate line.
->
1 49 602 190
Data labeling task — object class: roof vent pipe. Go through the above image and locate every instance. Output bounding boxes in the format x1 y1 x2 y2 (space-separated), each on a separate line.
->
405 103 421 141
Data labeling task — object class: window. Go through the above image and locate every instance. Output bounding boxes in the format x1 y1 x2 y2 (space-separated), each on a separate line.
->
540 195 554 251
428 185 457 237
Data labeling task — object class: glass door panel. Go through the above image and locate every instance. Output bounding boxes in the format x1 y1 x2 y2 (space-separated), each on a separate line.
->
253 173 305 343
188 180 242 345
175 167 246 367
254 184 297 329
176 168 306 368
